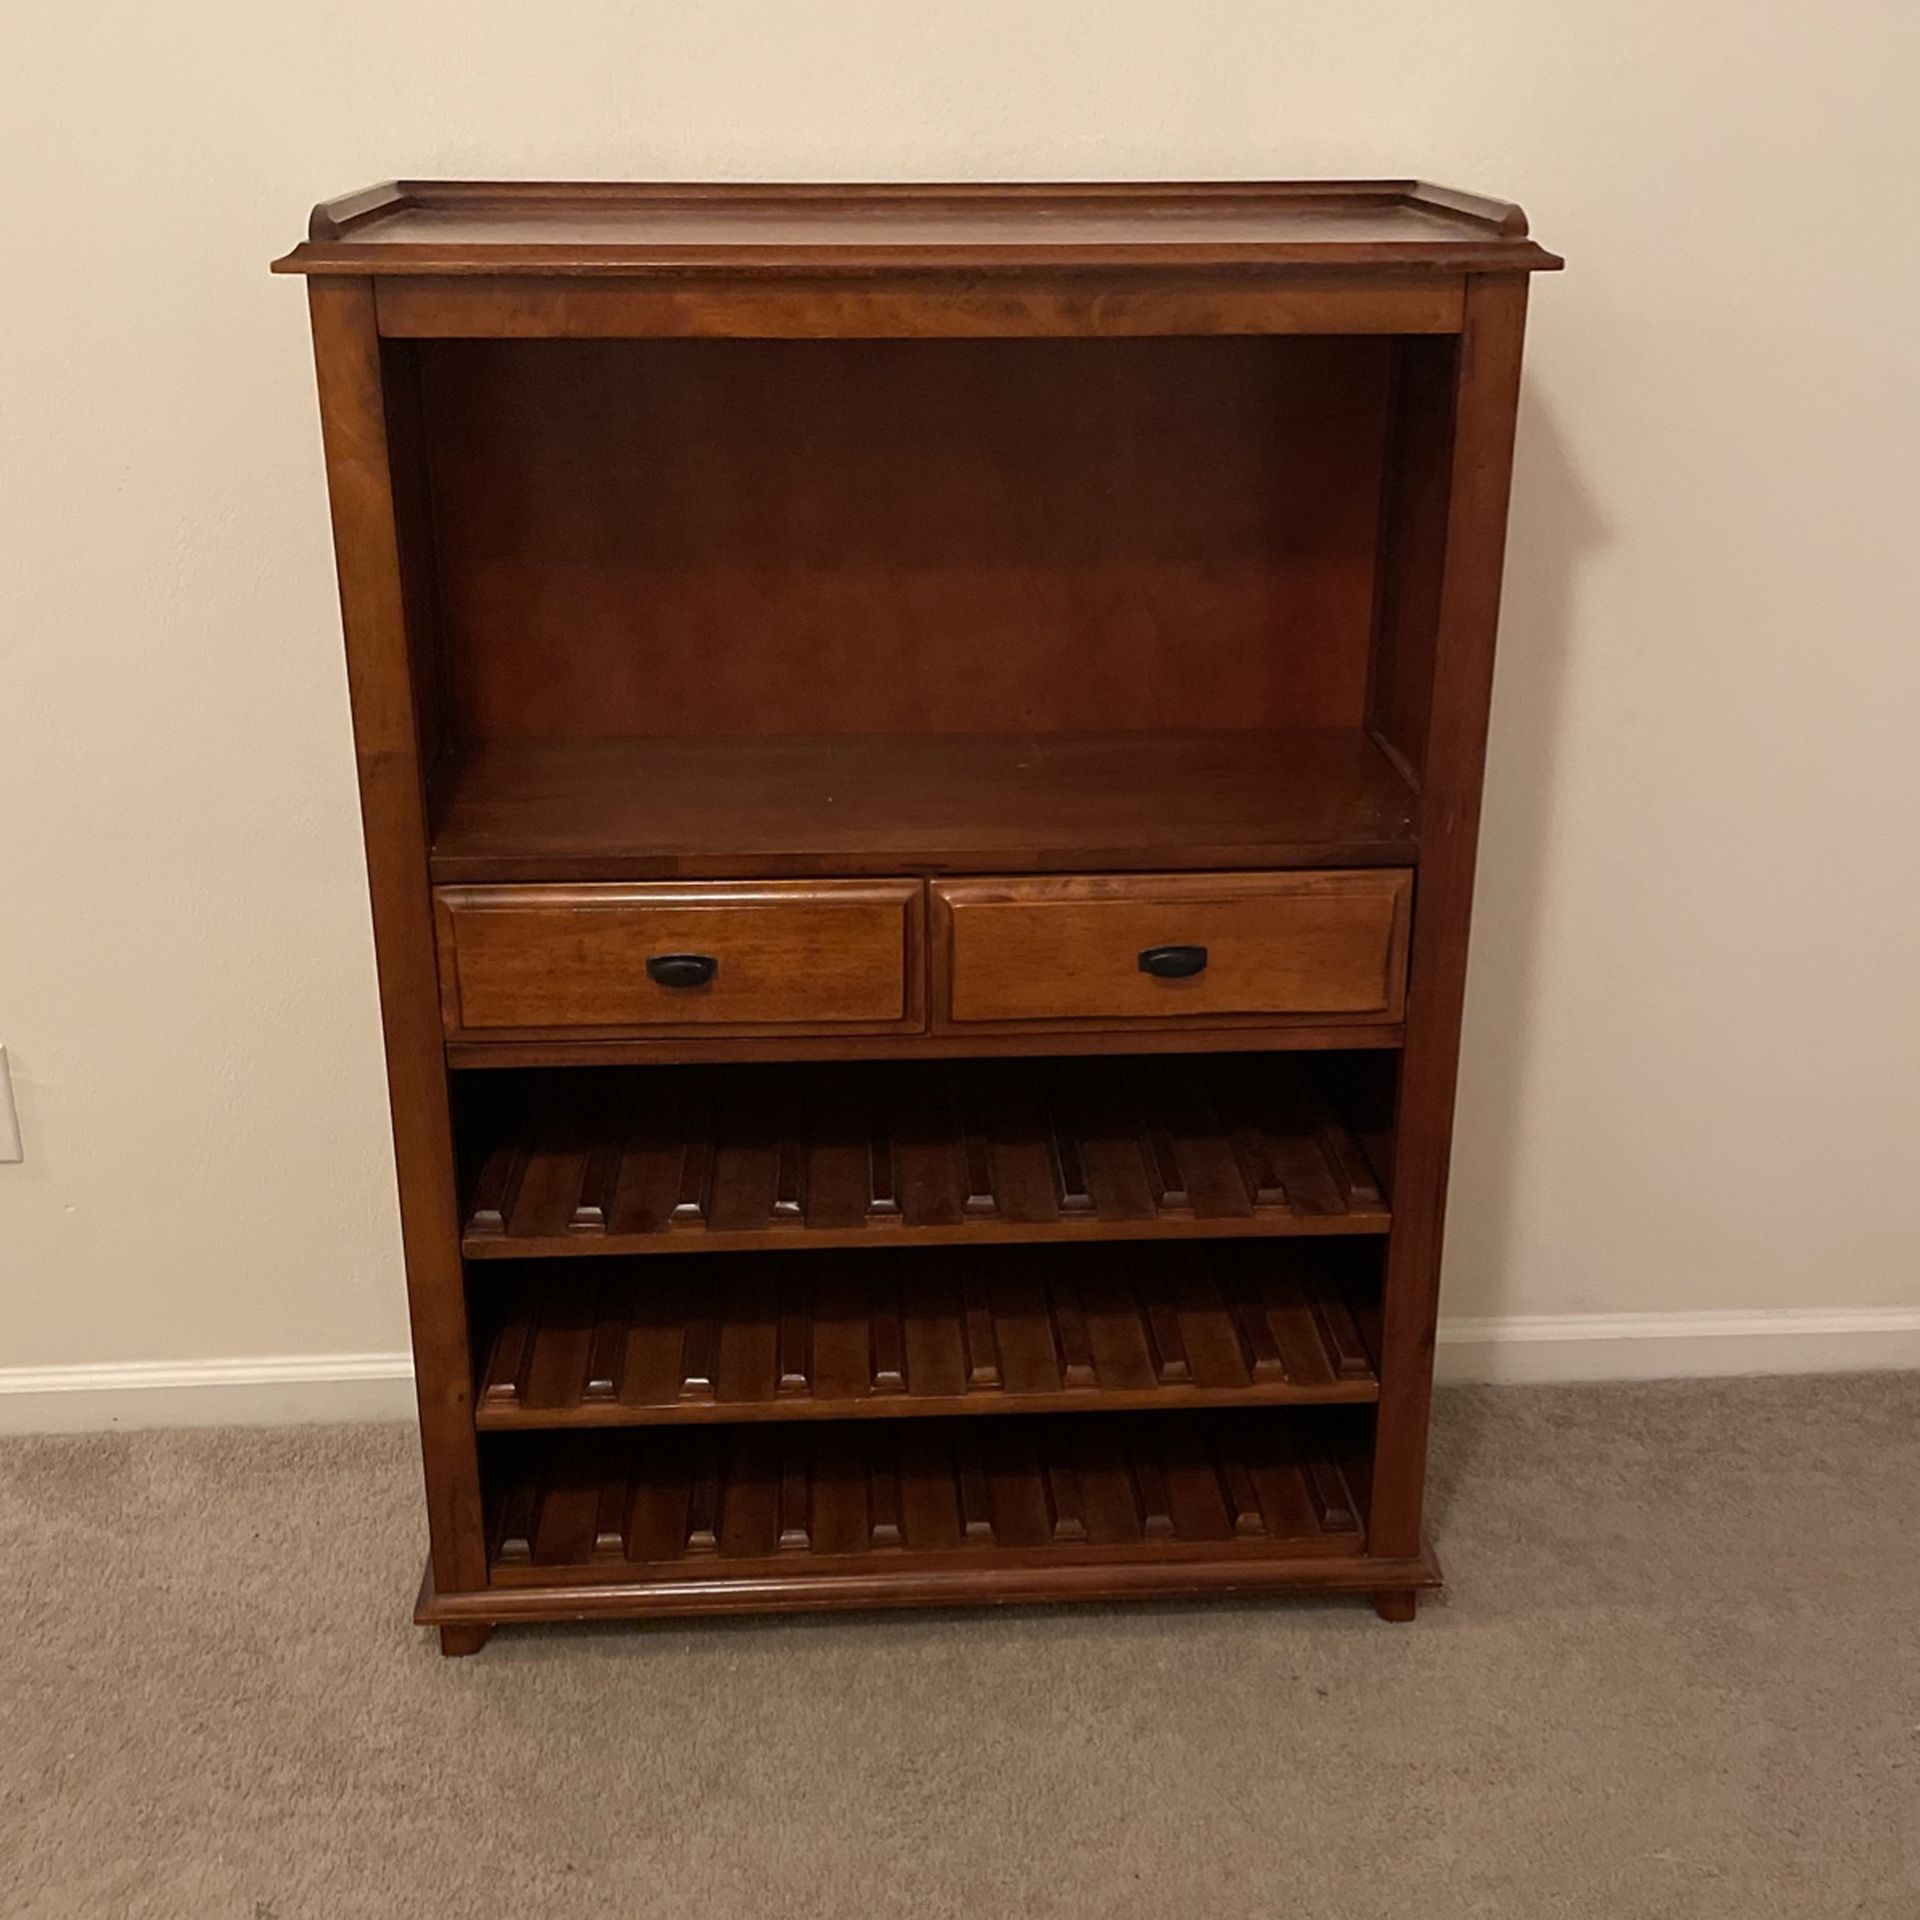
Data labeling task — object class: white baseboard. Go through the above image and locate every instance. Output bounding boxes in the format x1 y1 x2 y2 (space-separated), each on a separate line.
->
0 1309 1915 1434
0 1352 417 1434
1434 1307 1920 1385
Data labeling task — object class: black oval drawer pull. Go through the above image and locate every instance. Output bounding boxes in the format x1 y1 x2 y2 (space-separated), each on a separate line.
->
1137 944 1208 980
646 953 718 989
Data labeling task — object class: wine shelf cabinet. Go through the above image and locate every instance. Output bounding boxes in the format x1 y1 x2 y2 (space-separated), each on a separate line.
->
277 178 1559 1651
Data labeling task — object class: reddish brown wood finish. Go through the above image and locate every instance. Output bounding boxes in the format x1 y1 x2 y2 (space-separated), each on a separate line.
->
472 1243 1380 1428
931 871 1411 1032
433 880 924 1039
418 1542 1442 1625
374 273 1466 342
479 1411 1372 1593
306 280 486 1601
1368 277 1533 1561
416 338 1390 741
445 1026 1405 1070
285 180 1556 1650
275 180 1562 275
428 730 1419 884
454 1055 1390 1258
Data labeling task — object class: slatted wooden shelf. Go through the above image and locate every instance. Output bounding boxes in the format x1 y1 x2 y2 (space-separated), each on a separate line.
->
484 1411 1370 1605
460 1055 1390 1258
474 1244 1379 1429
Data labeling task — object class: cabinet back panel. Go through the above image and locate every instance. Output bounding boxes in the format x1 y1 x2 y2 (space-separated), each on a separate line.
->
415 337 1391 739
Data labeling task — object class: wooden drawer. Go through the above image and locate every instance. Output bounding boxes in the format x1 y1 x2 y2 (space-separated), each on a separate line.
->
434 881 925 1039
931 870 1411 1031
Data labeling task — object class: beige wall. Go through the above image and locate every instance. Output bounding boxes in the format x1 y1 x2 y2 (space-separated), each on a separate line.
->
4 0 1917 1383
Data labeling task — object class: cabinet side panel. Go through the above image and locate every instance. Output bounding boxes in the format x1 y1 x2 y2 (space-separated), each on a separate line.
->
1366 335 1461 785
307 277 488 1595
1369 276 1530 1559
380 339 449 779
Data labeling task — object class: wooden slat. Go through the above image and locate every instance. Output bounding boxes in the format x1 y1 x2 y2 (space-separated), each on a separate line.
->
462 1056 1390 1257
472 1244 1379 1429
482 1412 1370 1588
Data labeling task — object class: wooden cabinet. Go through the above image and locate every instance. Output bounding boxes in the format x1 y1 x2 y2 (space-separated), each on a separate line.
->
277 179 1559 1652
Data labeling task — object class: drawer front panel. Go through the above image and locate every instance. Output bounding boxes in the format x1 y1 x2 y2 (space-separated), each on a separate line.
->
435 882 924 1037
932 870 1411 1030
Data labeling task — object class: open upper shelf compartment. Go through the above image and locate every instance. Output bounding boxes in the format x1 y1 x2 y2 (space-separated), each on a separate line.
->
385 322 1451 884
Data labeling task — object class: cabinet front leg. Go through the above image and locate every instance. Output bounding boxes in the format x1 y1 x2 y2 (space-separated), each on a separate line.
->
1370 1589 1419 1624
438 1623 494 1658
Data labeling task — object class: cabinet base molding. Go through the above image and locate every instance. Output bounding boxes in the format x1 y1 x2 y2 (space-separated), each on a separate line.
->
415 1542 1442 1636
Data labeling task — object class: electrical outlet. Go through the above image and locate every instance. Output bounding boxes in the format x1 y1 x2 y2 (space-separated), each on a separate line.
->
0 1047 21 1163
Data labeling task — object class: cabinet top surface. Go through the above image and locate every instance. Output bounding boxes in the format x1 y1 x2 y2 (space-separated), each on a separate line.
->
274 179 1562 276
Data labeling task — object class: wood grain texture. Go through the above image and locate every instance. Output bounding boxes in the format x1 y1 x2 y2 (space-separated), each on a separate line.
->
418 1539 1442 1624
274 179 1563 275
374 273 1465 340
479 1411 1373 1593
472 1242 1381 1428
1366 335 1457 784
416 337 1392 740
282 178 1557 1645
305 279 487 1598
456 1054 1390 1259
444 1025 1405 1070
434 880 924 1038
428 731 1419 883
1368 276 1533 1560
932 870 1410 1031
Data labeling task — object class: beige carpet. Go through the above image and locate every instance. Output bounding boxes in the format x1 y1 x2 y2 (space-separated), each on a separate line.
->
2 1375 1915 1918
